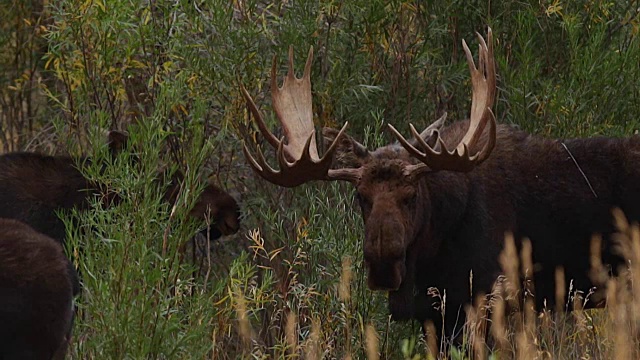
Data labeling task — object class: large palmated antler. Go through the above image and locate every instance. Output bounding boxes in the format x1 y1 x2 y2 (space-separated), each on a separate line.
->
389 28 497 174
241 46 362 187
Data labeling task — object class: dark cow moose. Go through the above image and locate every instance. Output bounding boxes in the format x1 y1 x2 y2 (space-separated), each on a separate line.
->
240 28 640 341
0 219 74 360
0 131 241 358
0 132 241 246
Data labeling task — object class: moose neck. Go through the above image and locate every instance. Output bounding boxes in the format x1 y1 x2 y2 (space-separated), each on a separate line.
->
414 170 472 259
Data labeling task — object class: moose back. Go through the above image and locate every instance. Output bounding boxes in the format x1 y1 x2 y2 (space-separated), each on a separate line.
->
240 28 639 340
0 218 74 360
0 133 241 248
0 133 241 358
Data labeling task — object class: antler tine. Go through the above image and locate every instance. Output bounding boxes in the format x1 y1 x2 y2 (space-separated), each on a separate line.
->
241 47 362 187
321 122 349 161
388 122 476 173
298 131 316 164
242 142 279 179
271 46 318 161
479 29 496 106
460 41 485 151
387 124 423 160
457 27 496 162
409 123 438 156
459 27 495 154
418 112 447 139
390 27 497 174
240 84 281 149
276 137 292 170
285 45 314 81
242 123 357 187
242 138 313 188
474 108 497 163
387 123 437 170
324 123 362 182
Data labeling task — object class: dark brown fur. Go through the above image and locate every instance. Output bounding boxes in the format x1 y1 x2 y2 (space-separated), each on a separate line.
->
0 152 240 248
0 153 94 244
0 218 73 360
163 172 241 240
332 120 640 340
0 144 240 314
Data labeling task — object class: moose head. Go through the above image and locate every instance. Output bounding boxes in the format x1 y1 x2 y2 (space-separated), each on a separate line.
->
241 30 496 296
108 130 241 240
163 172 241 239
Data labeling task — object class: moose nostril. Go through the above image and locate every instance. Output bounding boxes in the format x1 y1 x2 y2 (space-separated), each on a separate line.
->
366 260 405 291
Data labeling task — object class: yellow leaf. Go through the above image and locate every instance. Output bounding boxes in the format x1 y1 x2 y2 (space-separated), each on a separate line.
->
95 0 106 12
44 56 55 70
129 59 146 69
545 0 563 17
142 8 152 25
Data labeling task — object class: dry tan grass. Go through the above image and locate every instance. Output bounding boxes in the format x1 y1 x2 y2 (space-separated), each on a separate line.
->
226 209 640 359
452 208 640 360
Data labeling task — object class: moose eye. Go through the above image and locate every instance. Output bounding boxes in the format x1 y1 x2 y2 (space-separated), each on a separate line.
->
401 191 417 207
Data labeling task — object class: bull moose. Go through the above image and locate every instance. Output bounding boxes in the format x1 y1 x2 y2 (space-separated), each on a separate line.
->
240 28 639 341
0 218 74 360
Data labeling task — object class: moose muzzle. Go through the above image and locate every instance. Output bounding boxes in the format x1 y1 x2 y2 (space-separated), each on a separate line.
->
365 259 406 291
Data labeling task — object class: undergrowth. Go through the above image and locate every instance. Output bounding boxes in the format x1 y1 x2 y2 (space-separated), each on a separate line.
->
1 0 640 358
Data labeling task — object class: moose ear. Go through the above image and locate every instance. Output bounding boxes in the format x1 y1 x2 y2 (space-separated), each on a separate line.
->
107 130 129 156
322 127 370 168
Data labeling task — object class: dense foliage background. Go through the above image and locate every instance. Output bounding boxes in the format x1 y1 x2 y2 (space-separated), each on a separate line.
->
2 0 640 358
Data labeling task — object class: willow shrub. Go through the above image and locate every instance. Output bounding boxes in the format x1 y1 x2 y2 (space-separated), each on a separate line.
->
1 0 638 358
